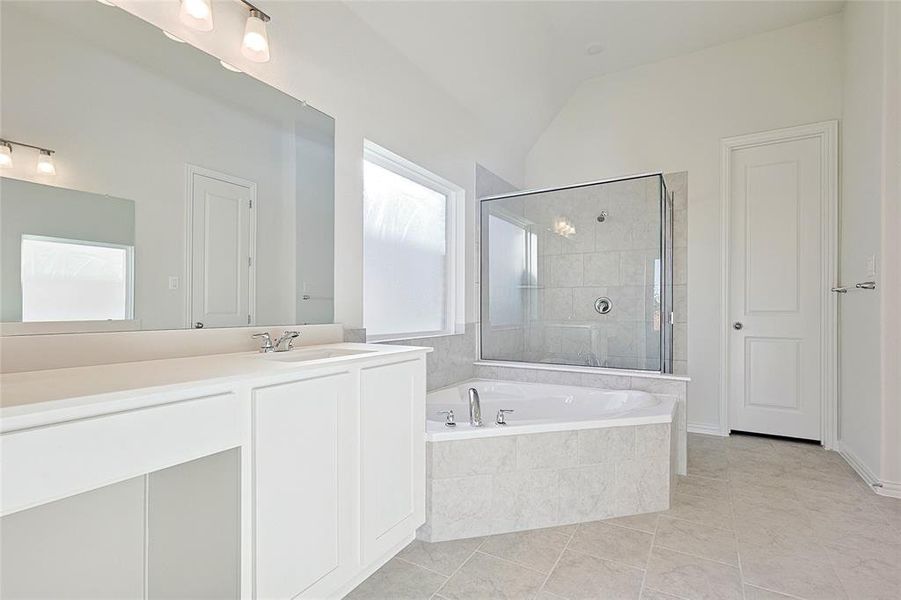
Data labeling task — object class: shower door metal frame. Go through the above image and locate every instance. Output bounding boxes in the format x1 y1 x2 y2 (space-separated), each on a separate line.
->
479 172 672 374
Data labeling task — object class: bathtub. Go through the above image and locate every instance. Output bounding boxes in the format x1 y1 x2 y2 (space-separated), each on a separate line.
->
426 379 672 441
420 379 678 542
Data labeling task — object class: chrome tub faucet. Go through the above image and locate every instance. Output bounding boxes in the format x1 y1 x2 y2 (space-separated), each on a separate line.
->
468 387 483 427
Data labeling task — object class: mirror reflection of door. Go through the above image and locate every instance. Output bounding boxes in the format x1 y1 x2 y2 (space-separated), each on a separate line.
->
188 170 256 329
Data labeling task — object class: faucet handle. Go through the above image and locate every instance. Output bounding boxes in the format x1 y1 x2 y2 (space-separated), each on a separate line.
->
252 332 273 352
437 410 456 427
496 409 514 425
281 330 301 350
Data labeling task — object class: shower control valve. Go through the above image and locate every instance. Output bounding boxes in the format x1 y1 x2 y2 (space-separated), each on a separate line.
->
496 409 514 425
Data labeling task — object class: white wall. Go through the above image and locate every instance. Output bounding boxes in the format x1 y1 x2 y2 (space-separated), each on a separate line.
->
113 0 525 331
524 15 844 431
840 0 901 491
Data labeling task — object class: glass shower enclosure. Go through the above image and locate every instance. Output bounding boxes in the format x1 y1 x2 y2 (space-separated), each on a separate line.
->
480 173 673 372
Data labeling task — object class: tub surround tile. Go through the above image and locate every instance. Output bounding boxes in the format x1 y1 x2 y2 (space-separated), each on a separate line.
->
615 458 671 514
636 424 670 458
424 477 492 541
558 464 617 523
490 470 560 533
516 431 578 470
578 427 636 465
429 437 516 479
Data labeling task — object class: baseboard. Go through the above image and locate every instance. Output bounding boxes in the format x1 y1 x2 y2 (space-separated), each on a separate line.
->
876 480 901 499
687 422 726 436
838 441 884 492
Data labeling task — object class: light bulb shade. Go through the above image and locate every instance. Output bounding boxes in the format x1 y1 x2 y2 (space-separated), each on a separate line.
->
242 12 270 63
179 0 213 32
0 144 11 168
36 151 55 175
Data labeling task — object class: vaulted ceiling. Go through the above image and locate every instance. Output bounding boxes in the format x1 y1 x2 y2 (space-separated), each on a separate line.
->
346 1 844 157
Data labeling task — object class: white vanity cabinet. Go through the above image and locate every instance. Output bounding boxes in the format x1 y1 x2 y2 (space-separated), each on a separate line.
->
360 360 425 564
0 345 428 600
251 355 427 599
253 371 354 600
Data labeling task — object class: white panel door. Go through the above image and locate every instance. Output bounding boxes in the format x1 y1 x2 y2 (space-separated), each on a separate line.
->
253 373 352 599
191 173 253 328
728 136 825 440
359 359 425 563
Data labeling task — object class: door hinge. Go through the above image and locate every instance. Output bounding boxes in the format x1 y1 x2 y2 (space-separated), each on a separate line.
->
248 256 253 267
247 314 251 324
248 199 253 209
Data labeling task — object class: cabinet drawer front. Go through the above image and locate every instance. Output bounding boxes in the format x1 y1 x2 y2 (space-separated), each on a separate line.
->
360 359 425 562
1 393 242 517
253 373 352 599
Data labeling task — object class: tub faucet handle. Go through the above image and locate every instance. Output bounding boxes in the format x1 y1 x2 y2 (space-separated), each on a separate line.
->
496 409 514 425
438 410 456 427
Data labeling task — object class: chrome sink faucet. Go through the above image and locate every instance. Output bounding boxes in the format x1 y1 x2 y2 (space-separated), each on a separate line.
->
252 330 301 353
468 387 483 427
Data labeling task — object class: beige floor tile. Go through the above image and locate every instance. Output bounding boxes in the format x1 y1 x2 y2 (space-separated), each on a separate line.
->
742 584 797 600
639 588 682 600
823 534 901 600
543 550 644 600
397 537 484 577
674 475 731 500
644 546 742 600
346 558 447 600
568 520 654 568
662 492 734 530
687 451 729 480
438 552 545 600
535 591 568 600
739 540 847 600
654 517 738 566
479 529 569 574
603 512 661 533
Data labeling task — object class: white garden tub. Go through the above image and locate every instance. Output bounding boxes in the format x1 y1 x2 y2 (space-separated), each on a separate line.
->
426 379 674 442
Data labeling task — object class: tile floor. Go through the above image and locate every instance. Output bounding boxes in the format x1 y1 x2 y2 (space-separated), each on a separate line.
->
346 433 901 600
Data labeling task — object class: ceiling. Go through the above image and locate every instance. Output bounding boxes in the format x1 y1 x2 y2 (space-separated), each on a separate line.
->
345 0 844 157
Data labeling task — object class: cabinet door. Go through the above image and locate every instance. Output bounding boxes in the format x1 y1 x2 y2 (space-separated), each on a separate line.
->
253 373 352 599
359 358 426 563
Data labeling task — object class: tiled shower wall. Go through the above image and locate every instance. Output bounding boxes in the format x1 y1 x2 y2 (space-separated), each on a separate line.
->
482 173 687 374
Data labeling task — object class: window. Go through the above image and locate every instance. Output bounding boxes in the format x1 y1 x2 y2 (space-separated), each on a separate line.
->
363 140 464 340
21 235 134 322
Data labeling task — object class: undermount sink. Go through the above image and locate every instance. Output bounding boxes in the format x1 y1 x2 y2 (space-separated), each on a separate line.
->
258 348 376 363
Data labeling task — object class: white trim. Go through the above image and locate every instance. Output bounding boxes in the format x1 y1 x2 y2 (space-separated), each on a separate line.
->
719 121 839 447
362 140 466 341
876 481 901 500
687 422 728 437
839 441 881 486
474 359 691 382
184 164 257 329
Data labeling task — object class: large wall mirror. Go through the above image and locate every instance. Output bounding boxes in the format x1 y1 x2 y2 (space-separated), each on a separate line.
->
0 1 335 335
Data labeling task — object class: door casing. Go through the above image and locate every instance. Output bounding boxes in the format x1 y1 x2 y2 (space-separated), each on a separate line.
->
720 121 838 448
184 164 257 329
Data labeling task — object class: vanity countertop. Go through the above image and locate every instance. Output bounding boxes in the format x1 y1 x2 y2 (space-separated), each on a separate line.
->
0 343 429 433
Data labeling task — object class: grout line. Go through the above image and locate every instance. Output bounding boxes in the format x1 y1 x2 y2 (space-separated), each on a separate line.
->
432 539 486 597
637 514 659 599
393 556 452 580
535 522 578 598
471 550 549 576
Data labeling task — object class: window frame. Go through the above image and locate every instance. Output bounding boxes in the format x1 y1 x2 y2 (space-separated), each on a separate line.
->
362 139 465 342
20 234 135 322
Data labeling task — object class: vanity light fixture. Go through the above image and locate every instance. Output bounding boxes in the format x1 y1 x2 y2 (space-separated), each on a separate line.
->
220 60 243 73
241 5 271 63
36 150 56 175
0 142 12 168
0 139 56 175
163 30 187 44
179 0 213 32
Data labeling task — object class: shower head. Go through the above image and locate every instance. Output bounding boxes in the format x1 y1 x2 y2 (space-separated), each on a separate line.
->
597 210 608 223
